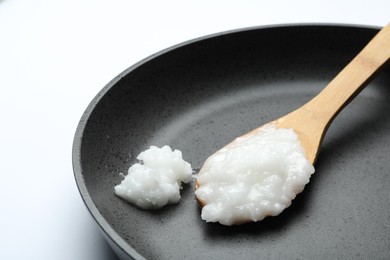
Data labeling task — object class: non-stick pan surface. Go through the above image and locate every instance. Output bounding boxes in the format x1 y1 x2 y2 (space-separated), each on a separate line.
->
73 25 390 259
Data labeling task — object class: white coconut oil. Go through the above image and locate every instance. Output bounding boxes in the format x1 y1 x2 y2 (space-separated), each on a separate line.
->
115 145 192 209
195 123 315 226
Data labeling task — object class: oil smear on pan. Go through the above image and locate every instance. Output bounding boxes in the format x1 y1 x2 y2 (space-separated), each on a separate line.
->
114 145 192 209
195 123 315 226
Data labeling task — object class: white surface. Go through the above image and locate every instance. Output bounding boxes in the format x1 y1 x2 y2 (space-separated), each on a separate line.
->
0 0 388 259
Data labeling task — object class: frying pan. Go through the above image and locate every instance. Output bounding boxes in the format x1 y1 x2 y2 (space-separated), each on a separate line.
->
73 24 390 259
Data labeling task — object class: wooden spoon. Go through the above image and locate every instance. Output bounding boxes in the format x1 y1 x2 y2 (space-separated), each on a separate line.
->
196 23 390 192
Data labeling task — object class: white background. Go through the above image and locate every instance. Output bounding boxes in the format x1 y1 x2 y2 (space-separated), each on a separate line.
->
0 1 389 259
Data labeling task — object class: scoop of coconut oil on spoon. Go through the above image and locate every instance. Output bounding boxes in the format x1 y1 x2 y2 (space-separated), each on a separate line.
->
195 23 390 226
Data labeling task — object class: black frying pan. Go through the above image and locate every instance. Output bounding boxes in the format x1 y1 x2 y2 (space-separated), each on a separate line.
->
73 24 390 259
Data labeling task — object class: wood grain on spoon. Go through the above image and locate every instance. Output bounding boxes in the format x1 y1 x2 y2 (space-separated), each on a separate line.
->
196 23 390 194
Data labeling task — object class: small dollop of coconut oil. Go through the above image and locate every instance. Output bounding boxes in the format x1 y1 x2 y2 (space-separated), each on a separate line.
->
115 145 192 209
195 123 315 226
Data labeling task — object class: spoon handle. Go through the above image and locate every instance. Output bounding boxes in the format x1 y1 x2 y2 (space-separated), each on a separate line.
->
275 23 390 164
304 23 390 126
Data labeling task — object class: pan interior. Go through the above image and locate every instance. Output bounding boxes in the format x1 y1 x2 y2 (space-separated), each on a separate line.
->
76 25 390 259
